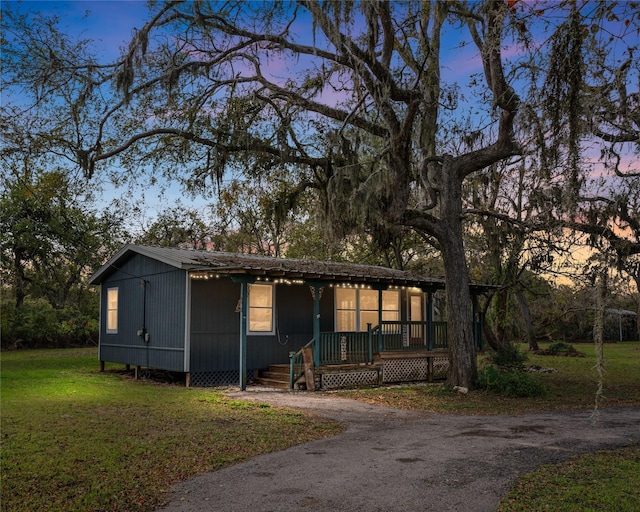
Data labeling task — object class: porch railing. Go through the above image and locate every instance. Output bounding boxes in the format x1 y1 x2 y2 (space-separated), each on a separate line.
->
289 320 482 384
288 339 314 389
315 321 448 366
318 331 372 365
374 321 448 352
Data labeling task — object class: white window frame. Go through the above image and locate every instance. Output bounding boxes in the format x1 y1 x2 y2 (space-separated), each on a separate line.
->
335 288 357 332
106 287 118 334
248 283 275 335
335 288 400 332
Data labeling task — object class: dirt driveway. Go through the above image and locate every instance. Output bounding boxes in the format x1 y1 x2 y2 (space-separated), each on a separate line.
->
156 388 640 512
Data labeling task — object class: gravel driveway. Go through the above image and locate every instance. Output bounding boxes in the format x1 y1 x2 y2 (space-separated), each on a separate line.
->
156 388 640 512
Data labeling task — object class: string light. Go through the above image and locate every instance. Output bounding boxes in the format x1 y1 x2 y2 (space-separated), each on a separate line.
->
327 283 373 289
190 272 221 280
190 273 419 291
190 272 303 285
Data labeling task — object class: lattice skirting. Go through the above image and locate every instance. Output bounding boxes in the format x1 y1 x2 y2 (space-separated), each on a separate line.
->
383 358 427 383
431 356 449 380
321 370 379 390
382 356 449 383
190 369 255 387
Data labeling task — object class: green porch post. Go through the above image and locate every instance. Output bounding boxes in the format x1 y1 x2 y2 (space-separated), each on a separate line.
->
378 287 383 353
309 282 327 367
371 284 387 353
231 275 256 391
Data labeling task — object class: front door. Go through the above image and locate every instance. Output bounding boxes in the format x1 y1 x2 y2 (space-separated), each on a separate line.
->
409 293 425 346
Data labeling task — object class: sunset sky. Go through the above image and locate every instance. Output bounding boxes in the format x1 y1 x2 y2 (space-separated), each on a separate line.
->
2 1 637 221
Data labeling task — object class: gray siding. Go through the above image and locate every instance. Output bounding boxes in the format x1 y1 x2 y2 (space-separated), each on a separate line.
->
99 254 186 371
189 279 329 372
189 278 239 372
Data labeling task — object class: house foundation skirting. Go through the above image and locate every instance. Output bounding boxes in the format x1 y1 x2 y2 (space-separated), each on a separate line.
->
381 355 449 383
190 369 256 387
321 368 380 389
317 353 449 390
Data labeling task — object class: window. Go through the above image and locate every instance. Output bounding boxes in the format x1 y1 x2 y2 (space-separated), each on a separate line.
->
336 288 356 332
359 289 379 330
106 287 118 334
335 288 399 332
382 290 400 322
248 283 274 333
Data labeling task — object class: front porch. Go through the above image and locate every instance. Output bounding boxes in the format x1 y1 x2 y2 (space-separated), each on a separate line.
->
280 320 482 390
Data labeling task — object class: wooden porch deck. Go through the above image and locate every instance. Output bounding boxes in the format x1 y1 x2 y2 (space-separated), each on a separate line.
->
255 349 450 390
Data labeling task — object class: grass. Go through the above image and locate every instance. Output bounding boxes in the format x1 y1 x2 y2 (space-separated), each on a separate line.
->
336 341 640 414
0 348 343 512
497 446 640 512
336 341 640 512
2 342 638 512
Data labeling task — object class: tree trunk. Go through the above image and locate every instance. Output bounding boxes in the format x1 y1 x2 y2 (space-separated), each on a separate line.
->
13 250 28 309
516 289 539 351
483 288 514 352
493 287 509 346
441 232 476 389
593 268 607 415
438 167 477 389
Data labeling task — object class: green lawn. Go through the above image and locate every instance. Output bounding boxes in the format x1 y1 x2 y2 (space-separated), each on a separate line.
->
2 343 638 512
337 341 640 414
0 348 342 512
498 446 640 512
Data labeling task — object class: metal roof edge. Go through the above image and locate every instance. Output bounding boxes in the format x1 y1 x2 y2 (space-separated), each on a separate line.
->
88 244 192 285
89 244 495 292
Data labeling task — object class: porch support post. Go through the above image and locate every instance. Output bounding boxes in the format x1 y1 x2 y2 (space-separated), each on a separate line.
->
378 287 383 354
308 281 327 368
371 284 387 354
231 275 256 391
238 281 249 390
426 290 434 351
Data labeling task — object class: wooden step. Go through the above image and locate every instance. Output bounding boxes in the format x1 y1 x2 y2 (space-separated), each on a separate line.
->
253 364 290 388
253 376 290 388
265 364 289 375
260 370 290 380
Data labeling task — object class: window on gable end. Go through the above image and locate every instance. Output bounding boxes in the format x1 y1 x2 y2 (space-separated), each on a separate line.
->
106 287 118 334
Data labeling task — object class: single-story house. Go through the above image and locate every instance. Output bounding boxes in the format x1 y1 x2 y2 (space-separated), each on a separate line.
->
89 244 487 390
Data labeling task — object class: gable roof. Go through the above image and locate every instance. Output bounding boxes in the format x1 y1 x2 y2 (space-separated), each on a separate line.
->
89 244 485 291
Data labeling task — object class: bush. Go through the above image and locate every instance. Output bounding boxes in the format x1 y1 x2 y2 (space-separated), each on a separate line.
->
488 343 528 371
1 298 98 349
476 365 547 398
547 341 574 354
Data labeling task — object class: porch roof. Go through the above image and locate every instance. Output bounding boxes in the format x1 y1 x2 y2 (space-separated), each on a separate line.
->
89 244 489 291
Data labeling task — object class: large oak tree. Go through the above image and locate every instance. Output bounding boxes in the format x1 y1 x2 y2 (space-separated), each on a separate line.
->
3 1 637 388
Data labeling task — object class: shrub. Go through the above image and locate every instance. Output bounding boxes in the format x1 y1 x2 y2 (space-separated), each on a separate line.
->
476 365 547 398
548 341 574 354
1 298 98 349
488 343 528 371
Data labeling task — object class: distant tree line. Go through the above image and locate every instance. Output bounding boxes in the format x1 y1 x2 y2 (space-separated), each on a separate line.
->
1 2 638 390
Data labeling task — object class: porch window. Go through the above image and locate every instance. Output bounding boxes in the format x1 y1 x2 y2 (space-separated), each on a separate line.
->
335 288 356 331
248 283 274 333
382 290 400 322
106 287 118 334
359 289 379 330
335 288 399 331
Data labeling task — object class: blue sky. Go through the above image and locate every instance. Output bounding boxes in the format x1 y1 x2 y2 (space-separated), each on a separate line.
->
3 1 215 223
3 1 637 227
5 1 150 58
